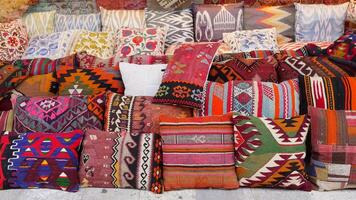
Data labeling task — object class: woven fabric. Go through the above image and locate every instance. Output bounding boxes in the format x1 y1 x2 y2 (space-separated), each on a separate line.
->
148 0 192 10
0 110 13 132
208 56 278 83
326 31 356 64
54 13 101 32
309 107 356 190
104 92 193 134
152 43 219 109
14 73 58 97
298 76 356 114
193 3 244 42
100 8 145 31
79 129 163 193
279 41 332 50
160 114 239 190
233 113 312 190
0 130 84 191
0 63 30 98
201 79 300 118
244 6 295 44
57 66 124 96
13 95 103 133
22 11 55 38
277 56 353 82
26 0 98 15
97 0 146 10
0 20 28 61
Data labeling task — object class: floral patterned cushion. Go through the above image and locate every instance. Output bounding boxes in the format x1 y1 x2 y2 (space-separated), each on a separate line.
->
22 30 79 60
0 20 28 61
223 28 279 53
72 31 114 59
115 27 167 57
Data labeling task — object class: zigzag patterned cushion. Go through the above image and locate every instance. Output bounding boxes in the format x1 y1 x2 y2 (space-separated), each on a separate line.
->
232 113 312 190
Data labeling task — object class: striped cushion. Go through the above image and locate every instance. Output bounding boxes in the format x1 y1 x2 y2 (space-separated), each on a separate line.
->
201 79 300 118
309 107 356 190
0 110 13 132
160 114 239 190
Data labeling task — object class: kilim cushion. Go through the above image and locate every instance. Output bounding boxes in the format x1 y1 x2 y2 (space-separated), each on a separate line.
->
97 0 146 10
79 129 163 193
208 56 278 83
13 95 104 134
152 43 220 109
309 107 356 190
160 114 239 190
104 92 193 134
0 20 28 61
0 110 13 132
14 73 58 97
326 30 356 65
298 76 356 114
0 130 84 192
0 63 30 99
200 79 300 118
232 113 312 190
56 66 124 96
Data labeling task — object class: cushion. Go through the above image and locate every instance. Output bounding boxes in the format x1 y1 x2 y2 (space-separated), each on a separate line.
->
232 113 312 190
147 0 192 10
193 3 244 42
71 31 114 59
309 107 356 191
14 73 58 97
0 110 13 132
22 31 79 60
55 13 101 32
0 0 38 23
76 52 169 68
244 6 295 44
0 20 29 61
104 92 193 134
97 0 146 10
298 76 356 114
208 56 278 83
0 130 84 192
115 27 167 57
145 8 194 48
277 56 353 82
100 7 145 32
152 43 220 109
347 0 356 22
120 63 166 96
56 67 124 96
79 129 163 193
223 28 279 53
326 31 356 64
13 95 104 133
26 0 98 15
22 11 55 38
0 63 30 98
201 79 300 118
160 114 239 190
295 3 349 42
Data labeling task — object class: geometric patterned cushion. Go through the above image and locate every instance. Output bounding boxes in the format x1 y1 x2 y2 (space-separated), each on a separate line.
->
79 129 163 193
14 73 58 97
326 30 356 63
232 113 312 190
13 95 103 134
56 67 125 96
309 107 356 191
0 130 84 192
0 63 30 99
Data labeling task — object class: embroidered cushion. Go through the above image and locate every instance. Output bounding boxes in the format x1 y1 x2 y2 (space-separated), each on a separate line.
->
0 130 84 192
309 107 356 191
119 63 166 96
22 31 79 60
104 92 193 134
160 114 239 190
22 11 56 38
79 129 163 193
232 113 312 190
298 76 356 114
145 8 194 48
13 95 104 133
201 79 300 118
55 13 101 32
0 20 28 61
193 3 244 42
0 110 13 132
326 31 356 64
100 8 145 31
56 66 124 96
244 6 295 44
153 43 220 109
26 0 98 15
208 56 278 83
97 0 146 10
115 27 167 57
295 3 349 42
71 31 114 59
223 28 279 53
